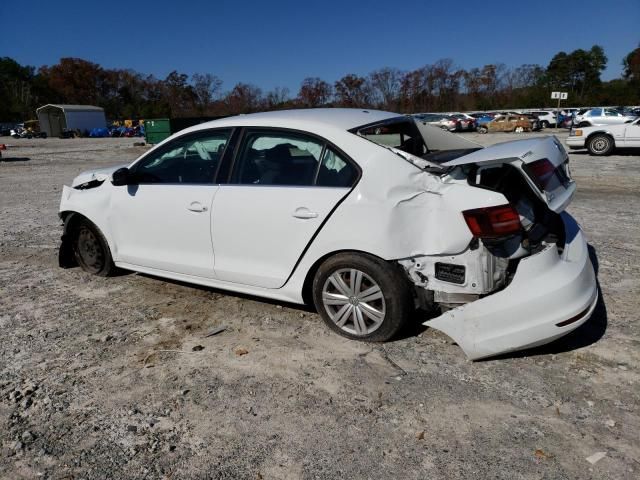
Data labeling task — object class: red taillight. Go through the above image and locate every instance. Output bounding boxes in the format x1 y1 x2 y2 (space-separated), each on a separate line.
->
463 205 521 239
528 158 556 189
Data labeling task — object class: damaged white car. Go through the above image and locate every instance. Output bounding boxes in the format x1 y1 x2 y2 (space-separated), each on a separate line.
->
59 109 598 360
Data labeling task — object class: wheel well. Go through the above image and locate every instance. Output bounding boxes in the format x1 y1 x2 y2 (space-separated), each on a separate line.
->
60 211 88 235
300 249 389 306
586 131 613 145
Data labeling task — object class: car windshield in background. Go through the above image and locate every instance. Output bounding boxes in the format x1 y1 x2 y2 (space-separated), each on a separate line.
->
351 117 481 167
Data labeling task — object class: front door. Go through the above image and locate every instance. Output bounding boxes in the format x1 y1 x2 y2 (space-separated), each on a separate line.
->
212 129 358 288
109 129 232 278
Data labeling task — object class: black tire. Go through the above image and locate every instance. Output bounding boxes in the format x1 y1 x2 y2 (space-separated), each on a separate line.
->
578 121 591 128
477 126 488 134
71 219 115 276
587 134 614 156
541 120 549 128
312 252 413 342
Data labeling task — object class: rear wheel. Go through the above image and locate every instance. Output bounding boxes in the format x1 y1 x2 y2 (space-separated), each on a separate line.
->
71 219 115 276
541 120 549 128
312 252 413 342
477 125 488 134
587 134 614 156
514 126 525 133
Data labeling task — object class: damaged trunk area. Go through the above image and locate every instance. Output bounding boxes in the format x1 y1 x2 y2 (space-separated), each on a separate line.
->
400 161 568 312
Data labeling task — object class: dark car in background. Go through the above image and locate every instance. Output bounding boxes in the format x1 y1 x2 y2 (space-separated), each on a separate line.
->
449 113 477 131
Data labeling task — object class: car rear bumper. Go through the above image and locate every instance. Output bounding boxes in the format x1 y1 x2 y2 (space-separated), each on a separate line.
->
424 213 598 360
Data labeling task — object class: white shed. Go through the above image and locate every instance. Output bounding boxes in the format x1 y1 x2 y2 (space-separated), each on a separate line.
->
36 104 107 137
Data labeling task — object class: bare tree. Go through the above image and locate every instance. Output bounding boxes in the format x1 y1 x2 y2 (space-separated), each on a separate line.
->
369 67 403 110
334 74 372 107
191 73 223 114
225 83 263 114
265 86 290 109
297 77 333 107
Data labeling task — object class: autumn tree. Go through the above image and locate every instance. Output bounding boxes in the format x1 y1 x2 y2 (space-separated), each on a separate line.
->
334 74 371 107
225 82 263 114
297 77 332 107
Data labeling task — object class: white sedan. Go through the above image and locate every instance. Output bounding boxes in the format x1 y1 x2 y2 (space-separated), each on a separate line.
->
59 109 597 360
566 118 640 155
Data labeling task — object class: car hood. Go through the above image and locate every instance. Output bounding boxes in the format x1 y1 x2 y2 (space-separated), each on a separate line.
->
71 164 126 187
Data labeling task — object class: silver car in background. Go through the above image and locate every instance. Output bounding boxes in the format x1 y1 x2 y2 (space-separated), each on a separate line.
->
574 108 636 127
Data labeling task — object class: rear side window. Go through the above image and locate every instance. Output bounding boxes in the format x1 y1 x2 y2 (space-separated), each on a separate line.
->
231 131 323 186
317 148 357 187
229 129 357 188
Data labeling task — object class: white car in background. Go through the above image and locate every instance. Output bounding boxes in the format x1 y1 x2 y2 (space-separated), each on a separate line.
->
58 109 597 360
527 111 556 128
566 117 640 155
574 108 636 127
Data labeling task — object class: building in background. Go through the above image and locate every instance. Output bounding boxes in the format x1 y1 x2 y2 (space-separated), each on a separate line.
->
36 104 106 137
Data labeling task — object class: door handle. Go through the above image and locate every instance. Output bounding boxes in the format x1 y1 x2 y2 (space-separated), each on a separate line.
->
292 207 318 219
187 202 208 213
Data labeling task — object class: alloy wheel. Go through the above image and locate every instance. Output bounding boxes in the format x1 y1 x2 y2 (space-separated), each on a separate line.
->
321 268 386 336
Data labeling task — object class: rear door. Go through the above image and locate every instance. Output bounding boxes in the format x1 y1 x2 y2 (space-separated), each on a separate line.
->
211 129 358 288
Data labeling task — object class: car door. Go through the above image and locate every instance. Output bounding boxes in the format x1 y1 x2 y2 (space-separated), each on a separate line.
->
624 119 640 147
109 129 232 278
211 129 358 288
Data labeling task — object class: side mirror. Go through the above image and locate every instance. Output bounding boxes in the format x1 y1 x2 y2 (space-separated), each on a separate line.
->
111 167 132 186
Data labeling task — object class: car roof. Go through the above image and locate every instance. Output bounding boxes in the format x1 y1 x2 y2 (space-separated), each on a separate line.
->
182 108 401 135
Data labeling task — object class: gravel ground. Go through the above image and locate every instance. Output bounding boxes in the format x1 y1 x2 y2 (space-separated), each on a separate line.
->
0 132 638 479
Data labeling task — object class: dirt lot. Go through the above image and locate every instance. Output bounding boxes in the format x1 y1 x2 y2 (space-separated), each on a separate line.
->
1 131 638 479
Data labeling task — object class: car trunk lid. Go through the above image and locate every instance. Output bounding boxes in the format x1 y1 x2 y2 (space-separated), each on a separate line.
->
441 136 575 213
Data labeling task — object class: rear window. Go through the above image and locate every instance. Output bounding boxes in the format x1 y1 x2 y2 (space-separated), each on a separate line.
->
352 119 427 157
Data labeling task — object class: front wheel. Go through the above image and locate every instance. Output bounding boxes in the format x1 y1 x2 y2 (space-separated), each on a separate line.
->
71 219 115 276
541 120 549 128
312 253 413 342
587 134 614 156
477 126 488 134
514 126 525 133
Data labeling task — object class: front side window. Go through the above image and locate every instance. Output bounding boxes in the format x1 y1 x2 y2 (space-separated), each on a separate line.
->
133 130 230 184
231 131 323 186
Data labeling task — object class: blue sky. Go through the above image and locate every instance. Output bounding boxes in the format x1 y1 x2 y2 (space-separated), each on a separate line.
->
2 0 638 94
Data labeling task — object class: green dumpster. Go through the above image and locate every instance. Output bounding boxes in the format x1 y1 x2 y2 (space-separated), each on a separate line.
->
144 118 171 144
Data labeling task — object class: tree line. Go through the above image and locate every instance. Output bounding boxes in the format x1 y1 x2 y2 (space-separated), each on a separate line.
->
1 44 638 122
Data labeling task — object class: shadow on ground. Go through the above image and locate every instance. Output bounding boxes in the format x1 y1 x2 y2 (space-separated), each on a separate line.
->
0 157 30 162
571 149 640 157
